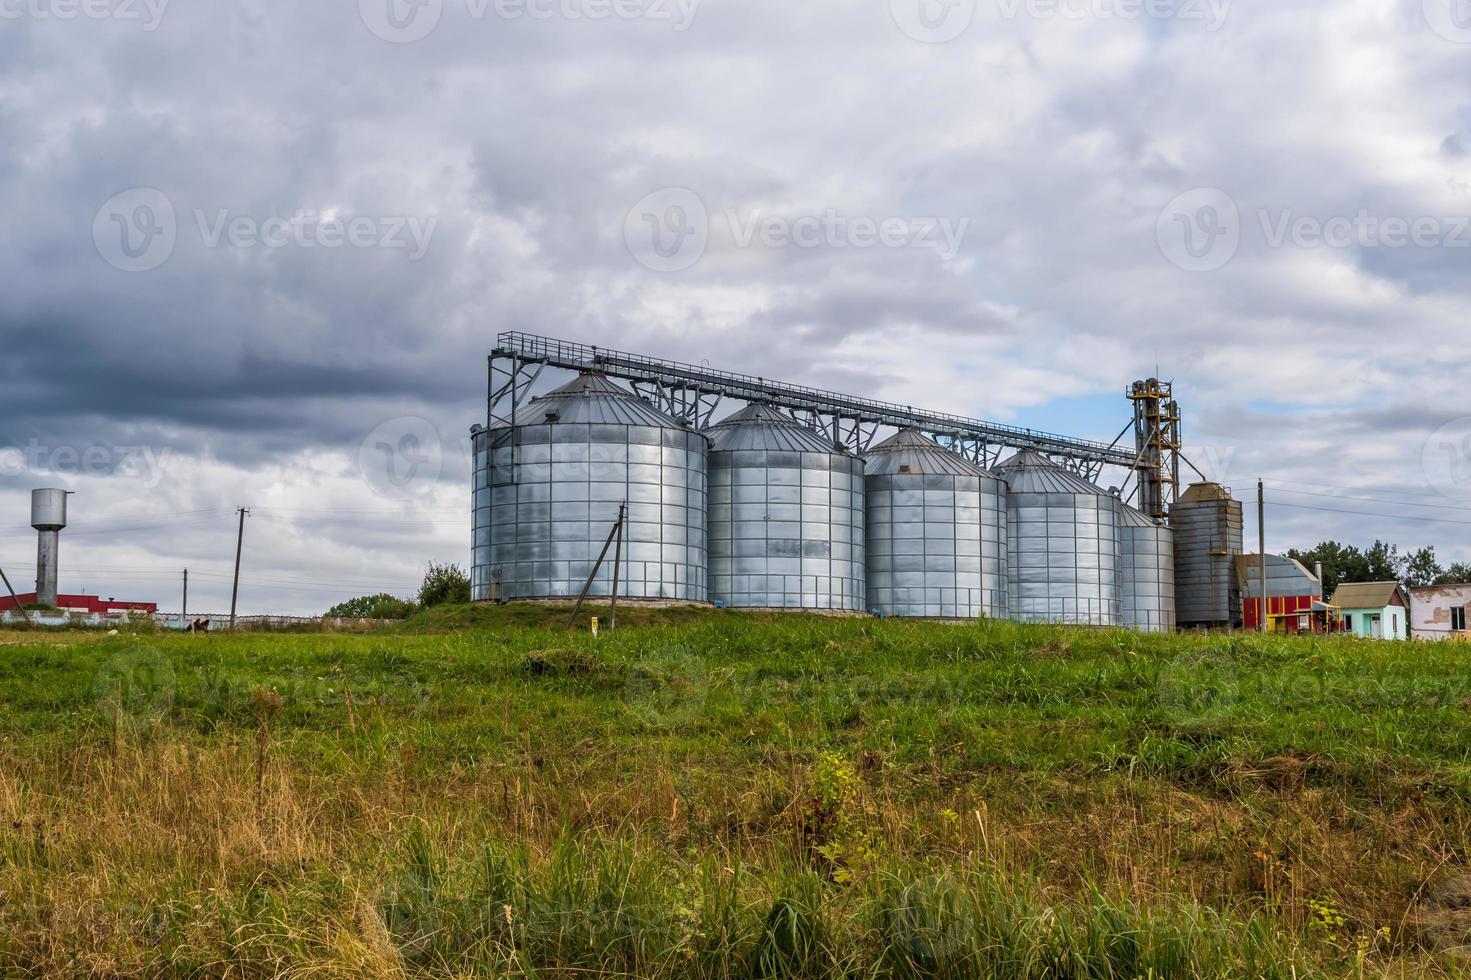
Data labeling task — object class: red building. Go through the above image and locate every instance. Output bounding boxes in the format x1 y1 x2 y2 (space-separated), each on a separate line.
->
0 593 158 616
1235 555 1342 634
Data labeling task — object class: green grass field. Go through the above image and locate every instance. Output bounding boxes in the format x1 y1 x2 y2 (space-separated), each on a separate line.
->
3 606 1471 977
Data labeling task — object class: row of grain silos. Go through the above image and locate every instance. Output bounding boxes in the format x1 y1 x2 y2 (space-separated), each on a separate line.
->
471 373 1174 630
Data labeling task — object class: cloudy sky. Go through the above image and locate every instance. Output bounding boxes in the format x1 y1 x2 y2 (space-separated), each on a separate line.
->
2 0 1470 615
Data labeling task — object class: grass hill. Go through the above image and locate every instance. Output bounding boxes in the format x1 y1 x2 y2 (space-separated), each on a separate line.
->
1 608 1469 976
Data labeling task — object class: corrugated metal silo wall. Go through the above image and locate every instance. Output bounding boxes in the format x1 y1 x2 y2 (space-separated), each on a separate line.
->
1121 523 1176 632
1169 498 1244 626
707 449 866 610
472 423 708 601
1007 490 1122 626
866 472 1008 619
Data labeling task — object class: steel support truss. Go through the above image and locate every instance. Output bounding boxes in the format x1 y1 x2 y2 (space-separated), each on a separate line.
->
487 332 1159 499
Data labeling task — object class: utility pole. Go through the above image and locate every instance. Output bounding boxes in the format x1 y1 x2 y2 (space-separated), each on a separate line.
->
609 502 625 633
0 563 31 625
182 569 189 628
1258 479 1267 634
229 508 249 630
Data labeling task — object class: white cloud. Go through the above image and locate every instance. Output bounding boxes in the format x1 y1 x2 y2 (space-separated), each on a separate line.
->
2 0 1470 611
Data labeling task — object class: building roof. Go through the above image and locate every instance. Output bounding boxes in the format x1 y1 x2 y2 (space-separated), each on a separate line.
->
863 429 993 478
1331 581 1407 609
1177 482 1235 503
513 373 686 428
1119 501 1164 528
705 403 844 454
993 449 1110 496
0 593 157 614
1235 554 1321 598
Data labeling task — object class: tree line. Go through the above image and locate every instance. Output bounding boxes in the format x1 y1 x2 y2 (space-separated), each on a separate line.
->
323 562 471 620
1284 541 1471 595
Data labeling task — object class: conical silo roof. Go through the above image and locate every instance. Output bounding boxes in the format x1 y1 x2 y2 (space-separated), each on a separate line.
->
513 372 684 428
1119 501 1164 528
994 449 1110 495
863 429 993 477
705 404 843 454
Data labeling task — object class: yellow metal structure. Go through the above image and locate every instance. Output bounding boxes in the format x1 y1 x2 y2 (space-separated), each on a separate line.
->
1128 379 1182 521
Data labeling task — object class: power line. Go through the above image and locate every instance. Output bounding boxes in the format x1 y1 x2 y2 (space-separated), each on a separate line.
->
1272 486 1471 514
1267 498 1471 528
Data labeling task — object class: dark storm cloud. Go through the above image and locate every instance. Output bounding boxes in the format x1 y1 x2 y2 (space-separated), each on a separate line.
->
2 0 1470 612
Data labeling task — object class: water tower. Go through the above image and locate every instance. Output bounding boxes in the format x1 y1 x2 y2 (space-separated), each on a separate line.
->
31 489 68 608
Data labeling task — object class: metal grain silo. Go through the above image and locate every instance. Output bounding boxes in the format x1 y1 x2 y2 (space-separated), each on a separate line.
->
863 429 1008 619
1169 482 1243 629
704 404 865 610
995 450 1121 627
1119 502 1175 633
471 372 708 603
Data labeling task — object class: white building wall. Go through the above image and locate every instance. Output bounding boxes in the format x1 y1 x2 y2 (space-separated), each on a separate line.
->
1410 584 1471 641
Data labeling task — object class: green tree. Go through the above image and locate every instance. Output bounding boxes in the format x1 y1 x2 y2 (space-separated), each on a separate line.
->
1362 540 1404 581
1404 547 1445 589
1286 541 1361 594
324 594 418 619
1439 562 1471 585
418 562 471 608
